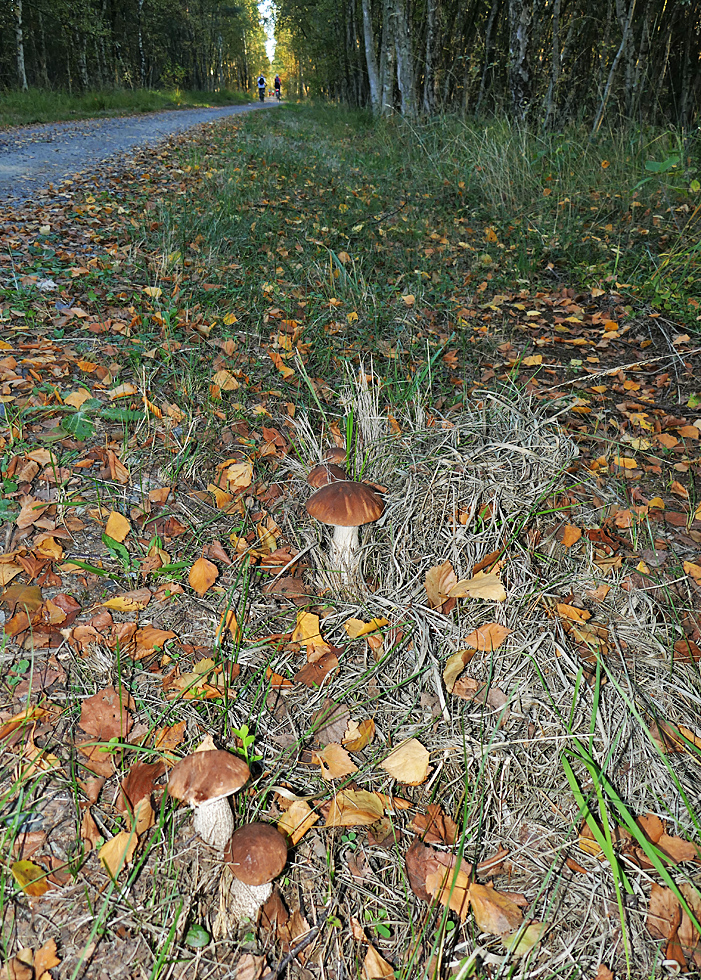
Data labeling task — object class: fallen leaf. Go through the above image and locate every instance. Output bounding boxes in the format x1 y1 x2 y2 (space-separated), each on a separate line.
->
443 649 476 693
188 556 218 596
80 686 134 740
343 718 375 752
411 803 457 845
344 616 389 638
99 831 138 877
11 860 50 896
277 799 319 845
463 622 510 650
294 651 339 687
105 511 131 543
102 587 151 612
647 883 681 941
426 864 472 921
562 525 582 548
505 921 546 958
469 882 523 936
325 789 384 827
380 739 430 785
363 946 394 979
34 938 61 978
312 742 358 779
292 611 330 650
449 571 506 601
425 560 458 609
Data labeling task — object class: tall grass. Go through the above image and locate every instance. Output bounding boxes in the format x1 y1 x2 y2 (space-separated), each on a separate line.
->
0 86 250 128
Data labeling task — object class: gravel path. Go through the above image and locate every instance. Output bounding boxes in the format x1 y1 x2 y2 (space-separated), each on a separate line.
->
0 101 279 203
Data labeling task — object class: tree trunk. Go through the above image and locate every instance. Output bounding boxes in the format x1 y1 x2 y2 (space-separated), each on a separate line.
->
379 0 396 112
138 0 147 87
508 0 531 120
591 0 637 135
475 0 502 115
394 0 417 118
422 0 438 114
37 10 49 88
361 0 381 111
542 0 561 129
13 0 29 91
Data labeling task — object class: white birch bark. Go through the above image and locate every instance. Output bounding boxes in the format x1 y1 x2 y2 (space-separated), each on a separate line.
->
361 0 381 111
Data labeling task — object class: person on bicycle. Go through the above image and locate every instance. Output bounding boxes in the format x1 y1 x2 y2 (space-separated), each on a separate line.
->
274 75 281 99
257 74 266 101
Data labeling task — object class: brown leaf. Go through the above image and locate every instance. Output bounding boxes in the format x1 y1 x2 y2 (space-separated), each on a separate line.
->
80 686 134 740
102 588 151 612
593 966 614 980
380 739 430 785
443 649 476 693
311 699 350 745
34 938 61 979
188 556 218 596
80 809 102 850
647 883 681 940
311 742 358 779
119 759 166 813
153 720 187 752
405 839 461 903
468 882 523 936
561 525 582 548
363 946 394 979
426 865 472 921
410 803 457 845
463 622 510 650
678 882 701 950
1 583 43 614
294 651 339 687
425 560 458 609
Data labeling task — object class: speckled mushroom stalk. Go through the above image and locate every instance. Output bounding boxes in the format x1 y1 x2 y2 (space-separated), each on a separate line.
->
222 823 288 924
167 750 250 852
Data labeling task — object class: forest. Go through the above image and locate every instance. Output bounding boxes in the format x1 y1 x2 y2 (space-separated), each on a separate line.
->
3 0 701 130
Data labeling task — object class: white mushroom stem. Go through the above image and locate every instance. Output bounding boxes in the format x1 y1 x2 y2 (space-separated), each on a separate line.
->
192 797 234 850
228 880 273 922
329 524 360 581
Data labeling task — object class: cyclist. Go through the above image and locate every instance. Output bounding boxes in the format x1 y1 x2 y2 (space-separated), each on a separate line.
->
257 74 266 101
274 75 281 99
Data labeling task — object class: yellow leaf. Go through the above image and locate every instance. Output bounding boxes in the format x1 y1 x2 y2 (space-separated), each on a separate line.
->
216 609 241 644
211 369 239 391
0 562 23 586
521 354 542 366
11 860 50 896
448 571 506 601
269 350 295 379
648 496 665 510
223 313 238 325
402 294 415 307
443 650 473 694
218 460 253 491
63 388 92 408
683 561 701 583
102 588 151 612
143 286 162 298
292 611 329 649
188 556 218 596
380 738 430 785
344 616 389 639
99 830 138 877
312 742 359 779
505 922 546 957
463 622 510 650
325 790 384 827
105 511 131 542
425 560 458 608
109 383 138 400
277 799 319 845
347 311 358 324
343 718 375 752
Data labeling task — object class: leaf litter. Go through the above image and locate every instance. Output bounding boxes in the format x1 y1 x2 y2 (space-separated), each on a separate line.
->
0 108 700 980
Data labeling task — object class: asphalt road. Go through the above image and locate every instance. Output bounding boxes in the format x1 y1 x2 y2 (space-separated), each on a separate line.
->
0 101 280 203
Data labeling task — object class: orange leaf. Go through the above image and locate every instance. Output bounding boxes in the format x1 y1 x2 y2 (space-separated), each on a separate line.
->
463 622 510 650
311 742 358 779
343 718 375 751
469 882 523 936
277 799 319 845
325 790 384 827
105 511 131 542
188 556 218 596
561 525 582 548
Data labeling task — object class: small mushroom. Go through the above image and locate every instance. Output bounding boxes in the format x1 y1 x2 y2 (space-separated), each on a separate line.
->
168 750 249 851
306 480 384 583
223 822 288 922
324 446 347 465
307 462 348 488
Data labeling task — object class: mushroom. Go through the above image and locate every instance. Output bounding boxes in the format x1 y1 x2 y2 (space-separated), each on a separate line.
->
307 462 348 488
167 750 250 851
223 822 288 922
324 446 347 466
305 480 384 583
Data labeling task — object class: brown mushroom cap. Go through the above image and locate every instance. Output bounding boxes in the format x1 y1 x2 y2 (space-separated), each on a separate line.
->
225 823 288 885
306 480 384 527
324 447 347 465
307 462 348 488
168 750 250 806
